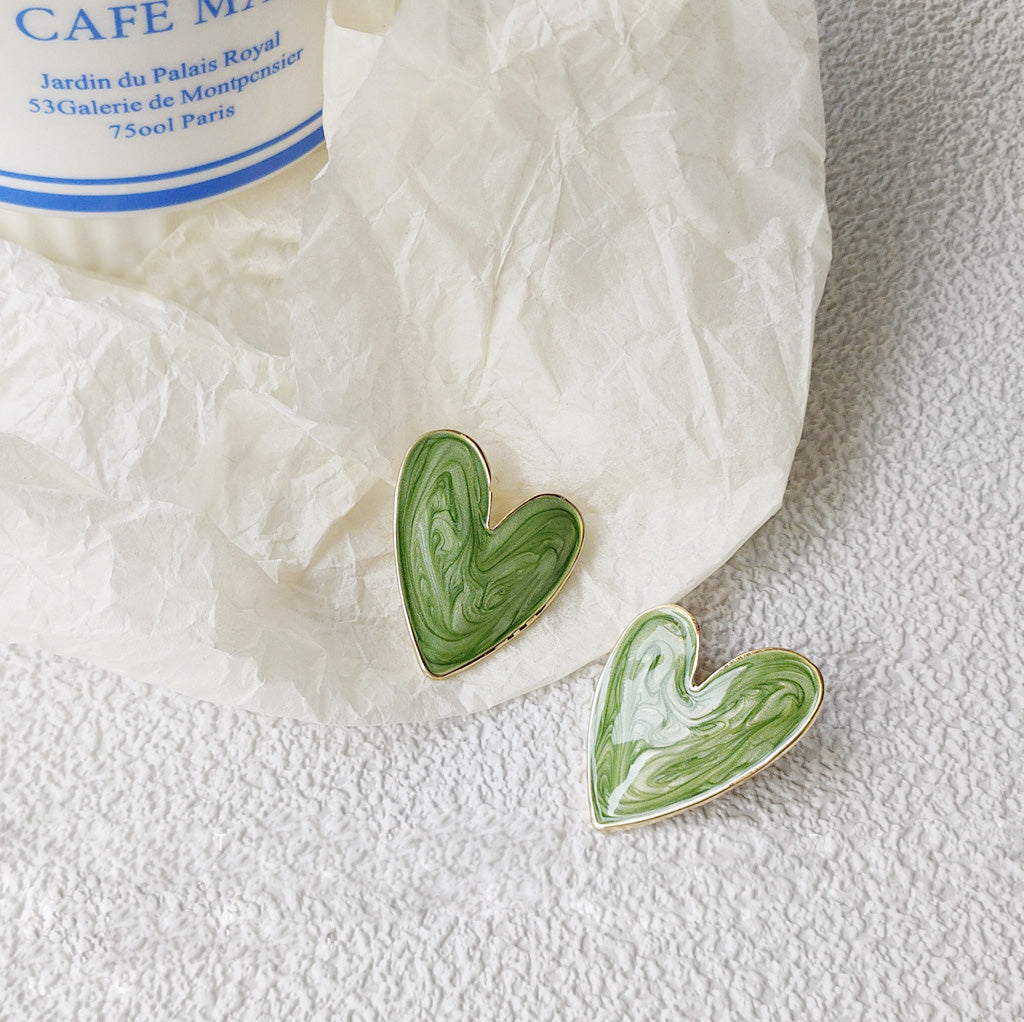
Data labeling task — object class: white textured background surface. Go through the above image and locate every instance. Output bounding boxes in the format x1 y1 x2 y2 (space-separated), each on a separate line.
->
2 0 1022 1017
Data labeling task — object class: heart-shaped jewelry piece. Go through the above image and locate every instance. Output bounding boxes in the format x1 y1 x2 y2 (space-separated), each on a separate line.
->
589 605 823 830
395 430 584 679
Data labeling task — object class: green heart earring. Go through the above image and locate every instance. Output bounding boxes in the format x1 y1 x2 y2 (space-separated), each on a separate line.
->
395 430 584 679
589 605 824 830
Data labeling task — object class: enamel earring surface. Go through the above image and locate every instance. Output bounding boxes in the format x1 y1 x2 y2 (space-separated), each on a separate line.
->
588 605 824 830
395 430 584 679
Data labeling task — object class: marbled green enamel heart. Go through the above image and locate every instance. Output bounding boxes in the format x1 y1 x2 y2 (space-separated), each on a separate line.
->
589 605 823 830
396 430 584 678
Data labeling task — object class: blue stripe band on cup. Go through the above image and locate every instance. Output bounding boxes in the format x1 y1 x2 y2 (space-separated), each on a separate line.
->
0 119 325 214
0 112 324 188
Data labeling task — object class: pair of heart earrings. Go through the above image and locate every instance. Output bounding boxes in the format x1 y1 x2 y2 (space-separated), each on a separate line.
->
395 430 824 830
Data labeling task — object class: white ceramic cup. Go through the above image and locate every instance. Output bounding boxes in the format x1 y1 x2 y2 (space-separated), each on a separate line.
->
0 0 328 273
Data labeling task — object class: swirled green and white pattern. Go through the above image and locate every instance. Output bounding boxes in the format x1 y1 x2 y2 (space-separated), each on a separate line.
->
396 430 584 678
589 605 823 829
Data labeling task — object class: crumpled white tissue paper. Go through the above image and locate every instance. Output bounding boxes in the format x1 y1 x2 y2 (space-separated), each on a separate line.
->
0 0 830 724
